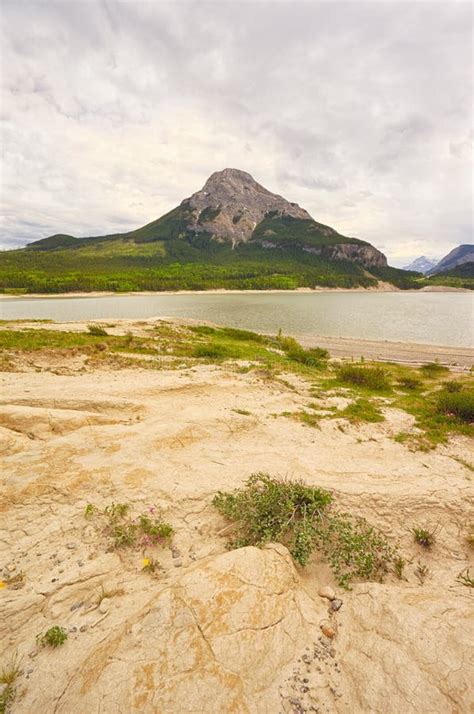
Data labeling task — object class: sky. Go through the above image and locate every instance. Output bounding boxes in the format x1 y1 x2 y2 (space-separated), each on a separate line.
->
0 0 472 266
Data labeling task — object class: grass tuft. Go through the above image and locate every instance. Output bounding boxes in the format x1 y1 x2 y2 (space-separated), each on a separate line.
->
335 364 391 391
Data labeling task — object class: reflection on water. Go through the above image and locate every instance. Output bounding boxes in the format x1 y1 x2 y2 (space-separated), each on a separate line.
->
1 292 473 347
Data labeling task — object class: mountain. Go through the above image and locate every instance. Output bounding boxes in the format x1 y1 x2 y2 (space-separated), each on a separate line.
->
403 256 437 274
1 168 420 293
427 244 474 275
27 169 387 269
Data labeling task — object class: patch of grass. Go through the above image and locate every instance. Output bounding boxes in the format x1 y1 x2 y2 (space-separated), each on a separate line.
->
335 398 384 424
415 562 430 585
335 364 391 391
436 390 474 423
85 502 174 550
0 653 21 712
393 555 406 580
443 380 462 393
232 408 252 416
193 344 229 359
412 526 436 548
213 473 399 588
37 626 68 648
278 335 329 367
87 324 108 336
397 376 422 391
419 361 449 377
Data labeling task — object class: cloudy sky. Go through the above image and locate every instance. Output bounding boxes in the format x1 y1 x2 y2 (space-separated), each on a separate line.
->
0 0 472 265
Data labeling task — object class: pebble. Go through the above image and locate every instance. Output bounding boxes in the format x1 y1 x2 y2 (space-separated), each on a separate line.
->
171 548 181 559
79 625 88 632
70 602 83 611
318 585 336 601
173 559 183 568
330 599 343 612
99 598 111 614
320 624 336 639
66 543 77 550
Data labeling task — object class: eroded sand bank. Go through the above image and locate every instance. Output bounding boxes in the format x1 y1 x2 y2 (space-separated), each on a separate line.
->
0 325 473 712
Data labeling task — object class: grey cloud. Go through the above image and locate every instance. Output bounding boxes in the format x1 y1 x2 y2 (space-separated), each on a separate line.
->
0 0 472 263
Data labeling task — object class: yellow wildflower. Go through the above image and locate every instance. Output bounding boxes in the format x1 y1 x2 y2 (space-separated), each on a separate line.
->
142 558 150 568
0 581 5 589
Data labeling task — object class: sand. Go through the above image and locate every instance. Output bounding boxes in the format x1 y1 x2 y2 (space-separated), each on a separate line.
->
1 323 473 712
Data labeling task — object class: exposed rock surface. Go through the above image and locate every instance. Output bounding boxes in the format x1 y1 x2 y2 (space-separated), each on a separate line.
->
1 328 472 712
186 168 312 245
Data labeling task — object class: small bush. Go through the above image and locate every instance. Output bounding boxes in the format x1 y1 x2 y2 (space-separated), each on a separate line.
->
87 324 108 337
419 361 448 377
412 526 435 548
278 336 328 367
397 376 422 391
335 364 391 391
37 626 68 648
213 473 398 587
337 398 384 424
436 390 474 423
193 344 228 359
220 327 265 343
443 380 462 393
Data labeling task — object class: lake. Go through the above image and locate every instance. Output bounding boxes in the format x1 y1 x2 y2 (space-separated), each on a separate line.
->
1 292 473 347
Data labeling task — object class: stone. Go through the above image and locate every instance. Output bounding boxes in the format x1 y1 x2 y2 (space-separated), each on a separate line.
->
99 598 111 614
320 622 336 639
330 599 343 612
318 586 336 601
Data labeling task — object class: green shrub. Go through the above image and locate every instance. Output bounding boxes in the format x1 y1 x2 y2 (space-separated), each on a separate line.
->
220 327 266 343
278 335 328 367
213 473 398 587
443 380 462 393
37 626 68 648
0 654 21 714
437 390 474 423
87 324 108 336
193 344 229 359
397 376 422 391
335 364 391 391
419 361 449 377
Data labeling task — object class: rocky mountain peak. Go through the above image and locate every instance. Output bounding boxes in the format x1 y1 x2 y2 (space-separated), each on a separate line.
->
186 168 311 245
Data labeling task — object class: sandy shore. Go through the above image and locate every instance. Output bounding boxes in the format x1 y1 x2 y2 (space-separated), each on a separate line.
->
1 323 473 712
2 316 472 369
0 284 471 299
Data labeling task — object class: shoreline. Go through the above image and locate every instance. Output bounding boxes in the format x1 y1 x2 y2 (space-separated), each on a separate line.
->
0 284 471 299
2 316 472 368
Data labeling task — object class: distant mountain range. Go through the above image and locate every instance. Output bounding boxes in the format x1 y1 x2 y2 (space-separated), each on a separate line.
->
0 169 472 292
426 244 474 276
403 256 438 274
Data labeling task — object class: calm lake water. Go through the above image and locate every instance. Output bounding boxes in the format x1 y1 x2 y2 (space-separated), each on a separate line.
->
1 292 473 347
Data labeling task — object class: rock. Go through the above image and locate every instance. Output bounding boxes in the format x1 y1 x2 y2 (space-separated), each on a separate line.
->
330 599 343 612
318 586 336 601
66 542 77 550
171 548 181 559
98 598 111 614
320 622 336 639
173 558 183 568
79 625 88 632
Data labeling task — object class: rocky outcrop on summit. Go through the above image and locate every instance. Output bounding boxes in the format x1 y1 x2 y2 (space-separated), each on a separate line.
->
185 168 312 245
182 168 387 268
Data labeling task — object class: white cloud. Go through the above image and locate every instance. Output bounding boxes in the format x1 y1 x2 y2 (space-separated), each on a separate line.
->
0 0 472 265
